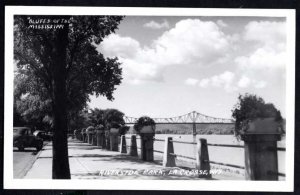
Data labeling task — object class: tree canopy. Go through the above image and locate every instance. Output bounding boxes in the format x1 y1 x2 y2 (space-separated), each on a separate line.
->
14 16 124 115
102 108 125 129
14 15 124 179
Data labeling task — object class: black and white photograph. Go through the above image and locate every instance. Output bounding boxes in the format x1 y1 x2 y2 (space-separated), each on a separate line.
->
4 6 295 191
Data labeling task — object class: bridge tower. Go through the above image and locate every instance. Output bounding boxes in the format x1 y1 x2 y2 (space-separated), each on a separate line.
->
190 111 198 135
192 122 196 135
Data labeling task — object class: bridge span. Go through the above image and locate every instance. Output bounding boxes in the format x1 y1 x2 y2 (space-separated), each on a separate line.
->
124 111 234 124
123 111 235 135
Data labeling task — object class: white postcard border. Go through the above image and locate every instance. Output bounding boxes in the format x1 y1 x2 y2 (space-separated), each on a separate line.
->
4 6 295 191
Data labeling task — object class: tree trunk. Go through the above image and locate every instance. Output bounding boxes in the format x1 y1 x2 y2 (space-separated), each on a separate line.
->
52 22 71 179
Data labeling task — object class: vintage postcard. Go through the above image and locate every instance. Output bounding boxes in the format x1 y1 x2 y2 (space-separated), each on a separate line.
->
4 6 295 191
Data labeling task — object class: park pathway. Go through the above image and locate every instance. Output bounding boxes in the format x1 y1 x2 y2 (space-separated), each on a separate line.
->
24 138 206 180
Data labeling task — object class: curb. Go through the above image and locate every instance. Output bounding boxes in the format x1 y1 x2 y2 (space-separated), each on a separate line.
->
20 141 50 178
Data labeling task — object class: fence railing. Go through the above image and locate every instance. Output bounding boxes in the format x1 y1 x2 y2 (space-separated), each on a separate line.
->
78 132 285 180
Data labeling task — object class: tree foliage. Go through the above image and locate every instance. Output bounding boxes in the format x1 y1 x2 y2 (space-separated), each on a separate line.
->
102 108 125 129
231 93 283 138
14 70 52 130
14 15 124 179
89 108 105 126
14 15 124 115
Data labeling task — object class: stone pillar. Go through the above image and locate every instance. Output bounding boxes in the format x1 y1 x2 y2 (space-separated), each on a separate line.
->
241 118 282 180
140 125 155 162
196 138 211 179
129 135 138 156
96 130 101 146
81 130 87 143
120 135 127 153
105 130 110 150
96 130 106 149
243 135 280 180
140 135 154 161
110 128 119 151
101 133 106 149
163 137 176 167
88 132 93 144
92 133 97 146
84 133 87 143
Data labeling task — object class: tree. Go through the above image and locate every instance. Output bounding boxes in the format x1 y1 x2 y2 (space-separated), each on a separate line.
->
89 108 105 126
231 93 283 138
69 109 92 132
103 109 125 129
14 71 51 130
14 15 124 179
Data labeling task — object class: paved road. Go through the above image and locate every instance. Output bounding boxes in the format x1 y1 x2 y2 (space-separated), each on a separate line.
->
13 147 40 178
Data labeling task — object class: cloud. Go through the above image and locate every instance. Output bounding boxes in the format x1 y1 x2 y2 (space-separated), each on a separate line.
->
153 19 230 66
235 46 286 70
198 71 237 92
198 72 267 92
254 80 267 89
98 19 232 84
235 21 286 71
99 34 140 58
237 75 251 88
217 20 227 28
244 21 286 47
185 78 199 86
199 78 210 88
144 20 169 29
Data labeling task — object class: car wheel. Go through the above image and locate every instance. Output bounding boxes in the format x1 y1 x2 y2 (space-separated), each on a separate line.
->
36 142 43 151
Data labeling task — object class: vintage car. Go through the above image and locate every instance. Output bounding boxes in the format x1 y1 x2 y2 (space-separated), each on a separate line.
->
33 130 52 141
13 127 43 151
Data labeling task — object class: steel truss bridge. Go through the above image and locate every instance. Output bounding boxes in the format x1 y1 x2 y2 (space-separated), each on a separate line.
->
124 111 234 135
124 111 234 124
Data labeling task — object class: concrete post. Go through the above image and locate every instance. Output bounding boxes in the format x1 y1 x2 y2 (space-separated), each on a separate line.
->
110 134 119 151
87 133 90 143
101 133 106 149
196 138 212 179
96 130 101 147
140 135 154 161
129 135 138 156
120 135 127 153
105 130 110 150
242 134 280 180
110 128 119 151
241 118 282 180
88 133 93 144
82 133 85 142
81 129 87 143
163 137 176 167
92 133 97 146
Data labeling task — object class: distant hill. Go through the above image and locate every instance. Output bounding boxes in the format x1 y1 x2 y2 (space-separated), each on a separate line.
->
127 123 235 135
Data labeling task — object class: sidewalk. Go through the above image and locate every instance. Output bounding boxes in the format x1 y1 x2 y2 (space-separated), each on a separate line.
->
24 138 206 180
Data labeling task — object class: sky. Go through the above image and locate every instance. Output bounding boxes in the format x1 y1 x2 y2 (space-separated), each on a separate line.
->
88 16 286 119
